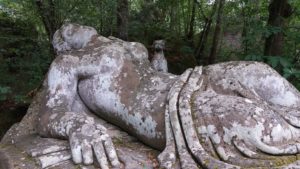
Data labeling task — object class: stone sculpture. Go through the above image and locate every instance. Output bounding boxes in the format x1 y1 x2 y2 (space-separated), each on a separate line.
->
2 23 300 169
52 23 97 54
151 40 168 72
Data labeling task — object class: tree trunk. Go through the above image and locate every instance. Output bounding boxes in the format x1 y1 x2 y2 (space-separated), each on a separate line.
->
98 0 104 34
264 0 292 56
207 0 225 64
169 4 176 32
35 0 60 42
169 1 181 34
187 0 196 43
117 0 129 40
194 1 218 65
195 19 212 65
35 0 61 57
241 1 248 55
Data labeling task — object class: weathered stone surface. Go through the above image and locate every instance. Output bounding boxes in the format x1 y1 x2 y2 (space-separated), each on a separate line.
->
0 87 159 169
52 23 98 54
2 23 300 169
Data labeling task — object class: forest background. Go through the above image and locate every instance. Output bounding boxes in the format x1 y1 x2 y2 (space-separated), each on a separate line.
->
0 0 299 138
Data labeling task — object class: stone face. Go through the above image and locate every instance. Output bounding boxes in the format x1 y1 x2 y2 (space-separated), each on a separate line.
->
2 24 300 169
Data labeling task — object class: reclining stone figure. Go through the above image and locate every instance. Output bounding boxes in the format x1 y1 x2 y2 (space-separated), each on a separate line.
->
12 23 300 168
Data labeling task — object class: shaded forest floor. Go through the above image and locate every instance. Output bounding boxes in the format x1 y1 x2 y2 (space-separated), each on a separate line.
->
0 57 47 139
0 100 28 139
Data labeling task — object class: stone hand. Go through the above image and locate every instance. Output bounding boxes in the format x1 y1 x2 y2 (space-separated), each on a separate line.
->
68 123 121 169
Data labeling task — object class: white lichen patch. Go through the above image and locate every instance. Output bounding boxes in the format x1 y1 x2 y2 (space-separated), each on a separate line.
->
270 124 293 142
216 147 229 161
62 55 80 63
97 36 111 43
245 99 253 103
30 145 69 157
46 64 77 108
223 121 265 146
207 125 221 144
49 113 58 120
149 76 168 91
198 126 208 135
81 124 96 136
270 90 298 107
262 76 299 107
254 107 264 115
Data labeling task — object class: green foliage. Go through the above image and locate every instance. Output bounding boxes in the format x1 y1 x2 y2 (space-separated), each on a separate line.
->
245 55 294 73
263 26 282 38
180 45 194 55
0 0 300 102
45 0 119 36
0 4 51 104
0 86 11 101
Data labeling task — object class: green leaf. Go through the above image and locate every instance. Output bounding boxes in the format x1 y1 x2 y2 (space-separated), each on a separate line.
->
283 68 293 78
267 56 280 68
0 86 11 94
279 58 292 68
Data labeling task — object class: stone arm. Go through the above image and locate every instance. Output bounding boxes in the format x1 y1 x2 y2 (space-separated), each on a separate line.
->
37 55 120 168
38 56 80 138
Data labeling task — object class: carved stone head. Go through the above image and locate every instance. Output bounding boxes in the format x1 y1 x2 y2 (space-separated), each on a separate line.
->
153 40 165 52
52 23 98 54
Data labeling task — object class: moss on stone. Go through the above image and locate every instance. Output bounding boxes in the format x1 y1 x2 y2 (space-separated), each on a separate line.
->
112 137 124 146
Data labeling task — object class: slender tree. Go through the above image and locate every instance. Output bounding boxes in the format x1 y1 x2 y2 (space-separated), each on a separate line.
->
35 0 61 42
195 0 218 65
264 0 293 56
241 0 248 55
117 0 129 40
207 0 225 64
35 0 62 57
186 0 197 44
